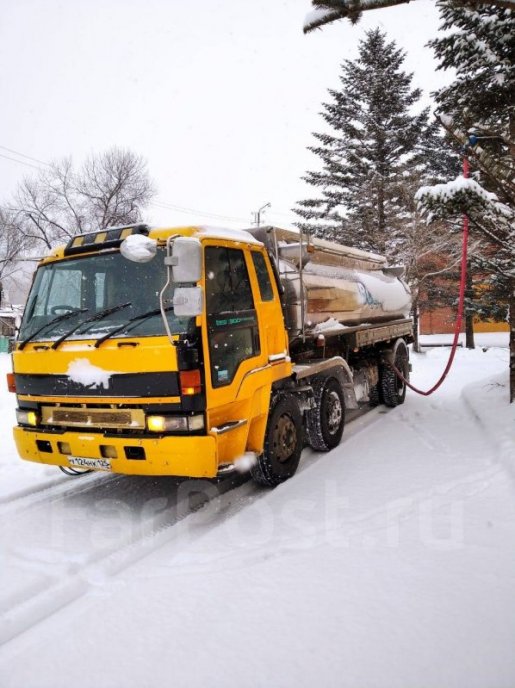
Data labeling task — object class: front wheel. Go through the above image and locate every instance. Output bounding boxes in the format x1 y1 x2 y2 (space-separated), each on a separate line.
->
251 395 303 487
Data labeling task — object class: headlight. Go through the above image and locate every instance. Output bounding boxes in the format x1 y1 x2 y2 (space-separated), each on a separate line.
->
146 414 204 433
16 409 39 426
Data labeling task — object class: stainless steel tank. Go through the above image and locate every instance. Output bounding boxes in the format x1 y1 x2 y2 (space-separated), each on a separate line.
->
246 227 411 338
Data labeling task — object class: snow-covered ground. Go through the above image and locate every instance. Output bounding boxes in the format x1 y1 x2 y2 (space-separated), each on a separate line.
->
1 332 514 688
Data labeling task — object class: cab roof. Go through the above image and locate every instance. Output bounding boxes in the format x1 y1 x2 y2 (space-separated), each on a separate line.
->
40 224 263 265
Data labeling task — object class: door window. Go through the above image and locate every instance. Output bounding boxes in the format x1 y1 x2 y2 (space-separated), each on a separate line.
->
251 251 274 301
205 246 260 387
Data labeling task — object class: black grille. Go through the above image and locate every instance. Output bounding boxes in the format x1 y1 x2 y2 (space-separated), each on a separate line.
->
14 371 180 398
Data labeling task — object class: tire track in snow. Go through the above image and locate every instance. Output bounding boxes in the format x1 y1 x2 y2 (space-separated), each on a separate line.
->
161 464 504 580
460 379 515 485
0 472 251 646
0 405 382 647
0 475 69 506
0 471 116 516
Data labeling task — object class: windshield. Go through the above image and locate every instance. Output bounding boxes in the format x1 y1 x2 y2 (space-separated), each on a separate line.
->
19 248 193 343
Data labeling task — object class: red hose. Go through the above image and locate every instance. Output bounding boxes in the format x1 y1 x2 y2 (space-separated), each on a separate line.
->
389 157 470 396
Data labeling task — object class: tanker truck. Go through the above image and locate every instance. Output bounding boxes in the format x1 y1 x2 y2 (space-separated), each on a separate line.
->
8 224 412 486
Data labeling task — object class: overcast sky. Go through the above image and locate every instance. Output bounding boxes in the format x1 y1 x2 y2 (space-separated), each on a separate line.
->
0 0 449 232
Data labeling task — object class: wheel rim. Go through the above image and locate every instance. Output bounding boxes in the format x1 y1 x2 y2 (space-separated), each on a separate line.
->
272 414 297 463
325 390 343 435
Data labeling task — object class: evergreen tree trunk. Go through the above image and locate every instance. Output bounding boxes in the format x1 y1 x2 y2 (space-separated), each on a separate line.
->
465 270 475 349
465 312 475 350
510 277 515 403
377 181 386 254
412 302 421 353
509 115 515 403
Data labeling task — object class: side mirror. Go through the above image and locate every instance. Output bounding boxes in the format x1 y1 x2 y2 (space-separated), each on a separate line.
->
172 286 203 317
166 237 202 283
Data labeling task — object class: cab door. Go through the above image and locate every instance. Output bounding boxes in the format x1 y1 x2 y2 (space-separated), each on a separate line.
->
248 248 289 366
202 243 269 462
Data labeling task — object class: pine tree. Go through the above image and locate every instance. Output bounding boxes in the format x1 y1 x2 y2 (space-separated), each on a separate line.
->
302 0 515 398
416 1 514 386
429 2 514 188
294 29 430 258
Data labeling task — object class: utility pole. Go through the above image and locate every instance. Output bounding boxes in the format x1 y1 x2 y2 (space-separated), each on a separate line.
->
252 202 271 228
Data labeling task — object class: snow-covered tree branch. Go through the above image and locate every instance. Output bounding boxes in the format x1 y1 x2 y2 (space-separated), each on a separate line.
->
304 0 515 32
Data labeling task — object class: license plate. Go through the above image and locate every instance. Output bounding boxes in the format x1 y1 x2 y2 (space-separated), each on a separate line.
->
68 456 112 471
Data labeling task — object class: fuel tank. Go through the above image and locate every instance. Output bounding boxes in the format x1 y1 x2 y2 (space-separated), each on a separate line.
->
246 227 411 338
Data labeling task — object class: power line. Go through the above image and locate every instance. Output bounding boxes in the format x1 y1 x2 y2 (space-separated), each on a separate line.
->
0 143 273 225
0 145 50 167
0 143 254 223
150 200 250 224
269 209 296 219
0 152 42 171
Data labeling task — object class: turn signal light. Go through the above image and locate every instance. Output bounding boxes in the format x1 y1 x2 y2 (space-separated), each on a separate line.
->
6 373 15 393
179 370 202 396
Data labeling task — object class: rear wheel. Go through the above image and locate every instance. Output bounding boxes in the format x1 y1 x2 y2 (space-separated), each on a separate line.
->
306 376 345 451
251 395 303 487
368 382 381 407
381 341 409 407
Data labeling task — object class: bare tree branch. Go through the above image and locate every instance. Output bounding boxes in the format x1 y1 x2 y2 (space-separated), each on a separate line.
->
7 147 155 252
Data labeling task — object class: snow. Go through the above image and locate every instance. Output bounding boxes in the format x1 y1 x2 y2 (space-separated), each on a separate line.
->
268 351 288 362
416 174 498 205
119 234 157 263
1 333 515 687
312 317 348 334
234 452 258 473
439 113 453 128
357 271 411 313
198 226 263 246
304 8 334 28
66 358 115 389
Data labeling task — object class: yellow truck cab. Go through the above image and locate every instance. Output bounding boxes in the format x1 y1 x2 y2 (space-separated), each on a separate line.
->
11 223 413 486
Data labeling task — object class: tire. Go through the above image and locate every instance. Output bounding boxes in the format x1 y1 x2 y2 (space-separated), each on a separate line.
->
381 341 409 407
251 395 303 487
368 382 381 407
306 376 345 452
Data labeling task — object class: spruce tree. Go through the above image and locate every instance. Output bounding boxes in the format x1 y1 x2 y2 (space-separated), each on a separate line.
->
417 1 514 371
294 29 431 258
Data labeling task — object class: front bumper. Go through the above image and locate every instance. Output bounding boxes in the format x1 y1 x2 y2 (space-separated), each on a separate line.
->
13 426 218 478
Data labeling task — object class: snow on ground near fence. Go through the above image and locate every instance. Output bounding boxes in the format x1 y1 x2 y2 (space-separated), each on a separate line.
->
0 333 514 688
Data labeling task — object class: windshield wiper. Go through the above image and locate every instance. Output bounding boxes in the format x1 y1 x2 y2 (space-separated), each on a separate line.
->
93 306 174 348
18 308 89 351
51 302 132 350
